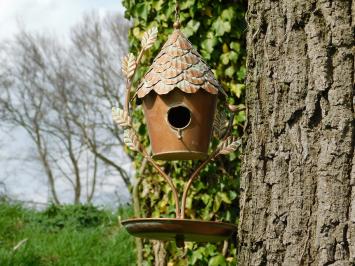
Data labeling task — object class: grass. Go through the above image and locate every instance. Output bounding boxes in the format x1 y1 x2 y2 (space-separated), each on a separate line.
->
0 201 136 266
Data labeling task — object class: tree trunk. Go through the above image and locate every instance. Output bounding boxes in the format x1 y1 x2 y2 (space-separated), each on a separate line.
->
239 0 354 265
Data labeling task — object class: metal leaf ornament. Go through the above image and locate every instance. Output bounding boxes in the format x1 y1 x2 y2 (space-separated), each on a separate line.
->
141 27 158 51
213 109 228 138
218 137 241 155
122 53 136 79
123 129 139 152
111 107 131 128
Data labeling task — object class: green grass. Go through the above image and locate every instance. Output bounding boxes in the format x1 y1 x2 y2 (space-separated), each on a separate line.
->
0 201 136 266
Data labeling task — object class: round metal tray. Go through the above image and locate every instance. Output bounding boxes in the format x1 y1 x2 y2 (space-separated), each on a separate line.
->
121 218 237 243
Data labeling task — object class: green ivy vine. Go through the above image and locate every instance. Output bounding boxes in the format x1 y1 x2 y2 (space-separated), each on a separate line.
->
122 0 247 265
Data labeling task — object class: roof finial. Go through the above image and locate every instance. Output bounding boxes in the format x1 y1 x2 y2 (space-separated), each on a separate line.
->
174 0 181 29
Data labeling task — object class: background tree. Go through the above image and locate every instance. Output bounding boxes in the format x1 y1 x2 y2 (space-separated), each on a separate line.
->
122 1 247 265
239 0 354 265
0 13 132 204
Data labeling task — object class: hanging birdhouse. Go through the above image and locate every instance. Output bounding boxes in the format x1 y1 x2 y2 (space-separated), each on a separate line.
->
136 24 227 160
112 12 243 247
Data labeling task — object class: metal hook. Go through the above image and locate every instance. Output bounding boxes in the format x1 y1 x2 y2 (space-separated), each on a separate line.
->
175 234 185 248
177 128 182 140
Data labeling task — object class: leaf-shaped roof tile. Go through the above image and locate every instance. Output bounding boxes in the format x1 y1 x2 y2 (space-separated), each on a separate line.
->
136 29 227 98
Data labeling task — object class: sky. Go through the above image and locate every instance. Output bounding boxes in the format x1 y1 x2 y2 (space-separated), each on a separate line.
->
0 0 125 40
0 0 131 208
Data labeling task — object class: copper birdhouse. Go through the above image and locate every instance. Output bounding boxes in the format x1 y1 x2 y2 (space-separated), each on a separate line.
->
113 16 241 246
136 26 227 160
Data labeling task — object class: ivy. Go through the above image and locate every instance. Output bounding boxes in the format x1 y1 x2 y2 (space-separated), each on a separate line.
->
122 0 247 264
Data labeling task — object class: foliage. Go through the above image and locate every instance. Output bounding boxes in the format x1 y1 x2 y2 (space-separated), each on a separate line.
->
0 201 135 265
122 0 247 264
32 204 112 231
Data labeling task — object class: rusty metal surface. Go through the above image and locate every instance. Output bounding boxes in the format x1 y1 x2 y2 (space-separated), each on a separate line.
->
121 218 237 242
143 89 217 160
136 29 227 98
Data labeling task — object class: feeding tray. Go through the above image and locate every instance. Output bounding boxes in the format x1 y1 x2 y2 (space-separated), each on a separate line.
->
121 218 237 243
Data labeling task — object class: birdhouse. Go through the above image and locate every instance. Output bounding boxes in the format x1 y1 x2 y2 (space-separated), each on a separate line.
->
114 18 241 247
136 26 227 160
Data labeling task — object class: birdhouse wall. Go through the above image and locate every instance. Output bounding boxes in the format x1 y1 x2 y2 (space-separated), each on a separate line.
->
142 89 217 160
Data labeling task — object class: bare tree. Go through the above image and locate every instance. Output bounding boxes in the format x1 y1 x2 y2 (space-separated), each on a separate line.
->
0 33 62 204
0 13 132 204
67 13 132 188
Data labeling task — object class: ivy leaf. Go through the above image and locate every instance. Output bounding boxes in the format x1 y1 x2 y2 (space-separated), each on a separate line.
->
213 192 231 212
205 244 217 255
230 42 240 53
204 6 213 17
152 0 164 11
180 0 196 10
229 51 239 62
220 53 229 65
132 27 142 39
201 38 218 54
237 66 246 81
191 248 204 265
219 192 232 204
212 17 231 37
230 83 245 98
133 2 150 22
209 255 227 266
229 191 237 200
221 7 235 21
213 195 222 212
225 65 235 78
182 20 200 38
201 194 211 205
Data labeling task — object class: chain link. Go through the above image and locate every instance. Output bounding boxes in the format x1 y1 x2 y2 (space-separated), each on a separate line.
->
175 0 180 23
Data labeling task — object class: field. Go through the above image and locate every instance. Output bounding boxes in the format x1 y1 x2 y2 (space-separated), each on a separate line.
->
0 201 136 266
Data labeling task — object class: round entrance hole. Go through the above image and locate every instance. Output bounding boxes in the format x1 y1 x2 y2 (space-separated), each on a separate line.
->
167 105 191 129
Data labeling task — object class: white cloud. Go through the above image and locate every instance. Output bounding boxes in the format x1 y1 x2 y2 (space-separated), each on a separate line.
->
0 0 124 40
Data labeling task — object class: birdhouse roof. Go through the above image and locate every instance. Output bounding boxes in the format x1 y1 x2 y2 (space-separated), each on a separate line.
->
135 29 227 99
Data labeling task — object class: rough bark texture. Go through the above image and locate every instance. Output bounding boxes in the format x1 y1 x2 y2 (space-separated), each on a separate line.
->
152 240 167 266
239 0 354 265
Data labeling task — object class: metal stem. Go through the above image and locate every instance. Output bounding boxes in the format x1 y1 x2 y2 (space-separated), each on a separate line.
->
140 146 181 218
180 112 236 219
124 79 130 113
180 150 219 219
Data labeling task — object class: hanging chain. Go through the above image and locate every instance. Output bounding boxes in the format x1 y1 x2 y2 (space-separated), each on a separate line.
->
174 0 181 28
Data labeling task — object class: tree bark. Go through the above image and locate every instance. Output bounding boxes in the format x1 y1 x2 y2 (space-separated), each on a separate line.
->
152 240 167 266
239 0 354 265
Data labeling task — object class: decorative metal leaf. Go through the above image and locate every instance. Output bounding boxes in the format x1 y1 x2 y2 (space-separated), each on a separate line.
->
111 107 131 128
213 109 228 138
141 27 158 51
123 129 139 151
122 53 136 79
218 137 241 155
